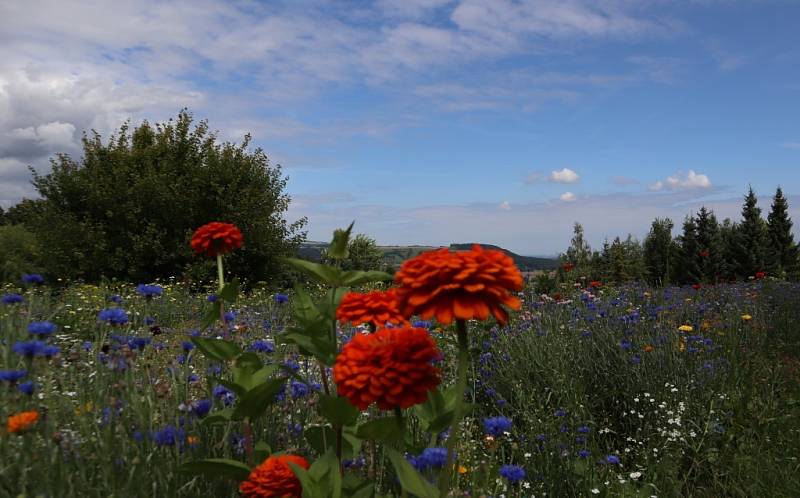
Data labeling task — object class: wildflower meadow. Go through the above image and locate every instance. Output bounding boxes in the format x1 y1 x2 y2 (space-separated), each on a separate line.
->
1 222 799 498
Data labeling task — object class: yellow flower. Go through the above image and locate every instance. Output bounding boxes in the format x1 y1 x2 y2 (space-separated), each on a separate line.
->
458 465 469 474
678 336 686 352
678 325 694 332
741 314 752 321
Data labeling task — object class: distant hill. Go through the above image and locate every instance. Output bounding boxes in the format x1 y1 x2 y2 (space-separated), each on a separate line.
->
297 241 558 271
449 243 559 271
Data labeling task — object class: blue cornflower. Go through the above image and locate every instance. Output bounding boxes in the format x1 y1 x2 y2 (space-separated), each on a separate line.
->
128 337 151 350
136 284 163 298
144 316 155 325
555 409 567 417
577 449 591 458
249 340 275 353
630 355 642 365
13 340 48 357
82 341 93 351
187 373 199 383
412 320 431 329
132 430 144 443
620 338 632 350
192 399 212 418
152 425 185 447
27 320 56 336
207 294 218 303
483 416 513 436
213 385 236 406
2 293 24 305
499 464 526 483
98 308 129 325
181 341 195 352
577 426 591 433
605 454 621 465
0 370 27 382
21 273 44 284
17 381 36 395
108 295 123 304
223 311 236 323
43 345 61 357
419 447 448 468
274 293 289 304
290 380 310 398
282 359 300 372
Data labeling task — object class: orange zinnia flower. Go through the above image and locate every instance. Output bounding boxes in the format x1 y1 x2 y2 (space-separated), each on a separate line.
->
755 271 766 279
393 245 523 325
7 410 38 434
190 222 243 257
589 281 602 288
336 289 408 328
333 326 441 410
239 454 309 498
562 262 575 272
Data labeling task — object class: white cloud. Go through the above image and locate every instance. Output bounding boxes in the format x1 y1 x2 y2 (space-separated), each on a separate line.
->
499 200 511 210
649 170 711 191
560 191 577 202
549 167 580 183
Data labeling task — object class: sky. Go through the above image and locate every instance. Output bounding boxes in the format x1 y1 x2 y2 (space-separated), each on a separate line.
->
1 0 799 255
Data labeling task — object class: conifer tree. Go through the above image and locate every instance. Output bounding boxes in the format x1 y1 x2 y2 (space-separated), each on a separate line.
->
695 206 721 283
734 187 768 278
718 218 739 281
767 187 799 278
643 218 674 285
676 215 702 284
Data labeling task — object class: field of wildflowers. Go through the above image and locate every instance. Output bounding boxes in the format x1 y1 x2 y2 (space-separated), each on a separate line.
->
1 223 799 497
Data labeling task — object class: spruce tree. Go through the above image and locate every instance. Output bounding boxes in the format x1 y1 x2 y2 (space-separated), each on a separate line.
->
643 218 674 285
695 206 721 283
677 215 702 284
734 187 768 278
718 218 739 281
767 187 799 278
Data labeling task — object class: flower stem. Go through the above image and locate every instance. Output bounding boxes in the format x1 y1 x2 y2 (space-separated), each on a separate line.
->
216 254 229 338
438 319 469 496
216 254 225 291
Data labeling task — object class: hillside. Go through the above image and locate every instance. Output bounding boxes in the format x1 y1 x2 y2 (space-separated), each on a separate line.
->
297 241 558 271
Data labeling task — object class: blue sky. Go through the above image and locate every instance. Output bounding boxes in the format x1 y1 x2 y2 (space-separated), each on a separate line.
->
1 0 799 254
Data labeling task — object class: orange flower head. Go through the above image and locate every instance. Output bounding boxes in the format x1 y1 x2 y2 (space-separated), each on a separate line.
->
643 344 654 353
336 289 408 328
333 326 441 410
589 281 602 288
562 262 575 272
239 454 309 498
190 222 243 257
394 245 523 326
7 410 38 434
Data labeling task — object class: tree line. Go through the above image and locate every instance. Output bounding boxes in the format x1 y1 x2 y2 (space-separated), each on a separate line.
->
557 187 798 287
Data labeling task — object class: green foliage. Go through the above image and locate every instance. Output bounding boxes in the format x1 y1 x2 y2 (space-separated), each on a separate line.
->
767 187 799 279
0 224 42 282
15 110 306 285
734 186 769 278
643 218 674 285
322 232 387 272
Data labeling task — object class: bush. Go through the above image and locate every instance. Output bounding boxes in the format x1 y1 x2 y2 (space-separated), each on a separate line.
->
0 224 42 283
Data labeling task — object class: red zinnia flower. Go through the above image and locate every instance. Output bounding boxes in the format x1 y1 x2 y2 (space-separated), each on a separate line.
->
333 326 441 410
337 289 408 328
755 271 766 279
239 454 309 498
699 249 710 258
394 245 523 326
562 262 575 272
589 281 602 288
190 222 243 257
692 283 702 290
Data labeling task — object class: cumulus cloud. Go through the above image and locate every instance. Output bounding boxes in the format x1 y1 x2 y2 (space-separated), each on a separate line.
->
560 191 576 202
649 170 712 191
549 168 580 183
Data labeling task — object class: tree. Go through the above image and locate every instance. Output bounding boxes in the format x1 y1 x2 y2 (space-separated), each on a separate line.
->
564 222 592 275
718 218 739 281
767 186 799 278
734 187 768 278
695 206 721 283
643 218 674 285
322 233 385 272
0 224 42 283
675 215 701 284
20 110 306 285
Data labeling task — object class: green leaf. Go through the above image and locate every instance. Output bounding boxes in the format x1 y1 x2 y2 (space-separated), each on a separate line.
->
178 459 251 481
201 301 222 329
232 377 286 420
191 337 241 363
287 462 324 498
385 448 439 498
283 258 342 286
426 411 455 435
340 270 394 286
201 408 234 426
318 394 360 426
218 278 240 302
283 333 337 366
210 377 248 397
305 426 357 459
356 417 405 443
343 474 374 498
254 441 271 464
328 221 355 260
